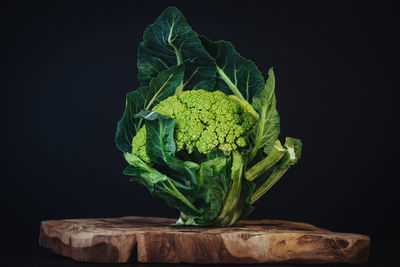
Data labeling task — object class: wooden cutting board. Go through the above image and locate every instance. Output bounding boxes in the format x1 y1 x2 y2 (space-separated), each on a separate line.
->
39 216 370 264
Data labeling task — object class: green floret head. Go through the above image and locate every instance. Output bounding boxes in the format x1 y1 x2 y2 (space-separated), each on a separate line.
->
131 89 259 161
131 126 151 163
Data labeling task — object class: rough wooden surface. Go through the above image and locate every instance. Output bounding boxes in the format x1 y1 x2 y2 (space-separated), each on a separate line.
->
39 216 370 264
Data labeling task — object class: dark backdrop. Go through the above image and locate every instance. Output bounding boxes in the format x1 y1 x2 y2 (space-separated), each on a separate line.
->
2 0 399 253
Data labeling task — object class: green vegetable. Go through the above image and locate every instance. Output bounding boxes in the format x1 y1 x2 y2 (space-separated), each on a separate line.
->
115 7 302 226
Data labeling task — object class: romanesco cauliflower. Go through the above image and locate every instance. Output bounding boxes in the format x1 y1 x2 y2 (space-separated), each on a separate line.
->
131 90 258 163
116 7 303 227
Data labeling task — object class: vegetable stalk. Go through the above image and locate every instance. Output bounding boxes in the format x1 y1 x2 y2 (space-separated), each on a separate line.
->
245 140 285 181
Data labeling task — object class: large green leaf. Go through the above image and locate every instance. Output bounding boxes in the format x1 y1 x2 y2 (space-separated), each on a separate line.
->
248 68 280 162
193 156 229 224
200 36 265 101
135 110 199 187
123 152 168 187
115 65 183 153
178 156 230 226
123 153 201 216
138 7 216 92
135 110 176 165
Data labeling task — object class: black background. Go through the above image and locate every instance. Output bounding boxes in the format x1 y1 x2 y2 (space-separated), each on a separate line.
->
2 0 399 264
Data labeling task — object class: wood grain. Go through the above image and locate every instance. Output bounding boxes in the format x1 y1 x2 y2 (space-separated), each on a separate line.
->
39 216 370 264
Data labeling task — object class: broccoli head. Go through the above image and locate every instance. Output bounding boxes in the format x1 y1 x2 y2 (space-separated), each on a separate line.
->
131 90 258 163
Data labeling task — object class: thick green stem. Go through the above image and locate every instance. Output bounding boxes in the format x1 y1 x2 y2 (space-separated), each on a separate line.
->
250 137 302 204
212 150 244 226
245 140 285 181
250 167 289 204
